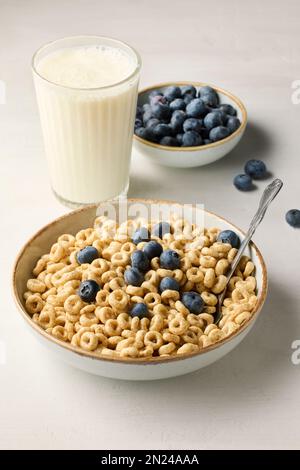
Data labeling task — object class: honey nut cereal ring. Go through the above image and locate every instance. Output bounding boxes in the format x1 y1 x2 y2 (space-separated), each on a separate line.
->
162 331 180 344
139 346 154 358
25 294 44 315
80 332 98 351
108 289 129 311
111 252 130 267
109 276 126 291
75 228 95 248
120 346 139 358
101 270 118 283
42 287 57 300
104 319 122 337
161 289 180 304
150 314 164 332
169 316 189 335
212 275 227 294
107 335 123 348
144 270 160 285
125 285 144 296
80 313 99 327
26 279 46 294
52 325 68 342
117 313 131 330
140 317 150 330
141 281 158 293
144 292 161 309
174 300 189 316
201 291 218 306
177 343 199 355
144 331 163 350
182 329 199 344
199 335 213 348
95 306 116 323
186 267 204 283
38 305 56 329
234 311 251 325
64 295 84 315
95 289 109 307
159 342 177 356
203 268 215 289
33 258 48 276
49 243 66 263
116 337 135 351
227 247 238 263
57 234 75 248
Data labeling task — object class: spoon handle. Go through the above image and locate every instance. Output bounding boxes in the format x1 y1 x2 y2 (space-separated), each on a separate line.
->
218 178 283 308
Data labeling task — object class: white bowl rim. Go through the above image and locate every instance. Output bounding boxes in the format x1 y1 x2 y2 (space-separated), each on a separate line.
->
12 198 267 366
133 81 247 152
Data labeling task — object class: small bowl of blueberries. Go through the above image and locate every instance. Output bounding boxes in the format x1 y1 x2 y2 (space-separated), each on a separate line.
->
133 81 247 168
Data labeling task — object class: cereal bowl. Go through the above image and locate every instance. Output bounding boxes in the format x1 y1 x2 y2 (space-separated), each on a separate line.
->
133 81 247 168
13 199 267 380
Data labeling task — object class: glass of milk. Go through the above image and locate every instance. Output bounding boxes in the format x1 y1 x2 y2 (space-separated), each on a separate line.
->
32 36 141 207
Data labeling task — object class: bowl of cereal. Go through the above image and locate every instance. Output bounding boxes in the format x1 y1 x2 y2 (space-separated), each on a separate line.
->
13 199 267 380
133 82 247 168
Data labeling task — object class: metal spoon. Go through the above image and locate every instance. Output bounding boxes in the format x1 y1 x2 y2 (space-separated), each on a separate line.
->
214 178 283 324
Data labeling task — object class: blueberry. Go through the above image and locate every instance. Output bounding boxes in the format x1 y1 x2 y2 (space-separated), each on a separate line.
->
186 98 208 118
210 108 228 124
227 116 241 133
135 127 149 140
204 139 212 145
182 130 202 147
169 98 186 112
131 250 149 272
204 112 223 130
153 221 171 238
159 277 180 292
219 104 237 116
199 86 219 107
209 126 230 142
150 94 167 105
135 127 157 142
217 229 240 248
164 86 181 102
124 267 144 286
184 94 194 105
233 174 253 191
151 103 172 121
286 209 300 228
78 280 100 302
130 303 148 318
170 110 186 133
160 249 180 269
142 109 154 125
183 118 202 133
132 227 150 244
77 246 99 264
146 118 160 129
176 133 184 145
143 241 163 259
181 291 204 314
134 118 143 130
244 159 267 180
160 136 178 146
181 85 197 98
153 123 172 139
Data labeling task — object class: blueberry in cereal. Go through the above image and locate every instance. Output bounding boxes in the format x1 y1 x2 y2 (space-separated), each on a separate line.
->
159 277 180 292
78 280 100 302
131 250 150 272
77 246 99 264
217 229 240 249
124 267 144 287
160 249 181 269
181 291 204 314
143 241 163 259
130 303 149 318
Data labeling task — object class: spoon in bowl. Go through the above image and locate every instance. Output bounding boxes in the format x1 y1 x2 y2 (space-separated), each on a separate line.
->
214 178 283 324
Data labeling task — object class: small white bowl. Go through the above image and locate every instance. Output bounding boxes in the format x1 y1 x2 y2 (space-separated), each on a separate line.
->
133 81 247 168
13 199 267 381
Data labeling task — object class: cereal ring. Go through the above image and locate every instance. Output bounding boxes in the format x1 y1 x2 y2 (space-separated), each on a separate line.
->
64 295 84 315
177 343 199 355
169 316 189 335
26 279 46 294
104 319 122 336
159 342 176 356
108 289 129 311
80 332 98 351
144 331 163 350
25 294 44 314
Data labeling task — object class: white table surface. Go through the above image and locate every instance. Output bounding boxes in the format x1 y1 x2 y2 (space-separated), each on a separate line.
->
1 0 300 450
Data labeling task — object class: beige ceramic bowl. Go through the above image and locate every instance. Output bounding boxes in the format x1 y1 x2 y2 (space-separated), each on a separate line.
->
133 81 247 168
13 199 267 380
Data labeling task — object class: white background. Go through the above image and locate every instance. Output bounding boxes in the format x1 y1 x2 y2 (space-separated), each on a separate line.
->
1 0 300 450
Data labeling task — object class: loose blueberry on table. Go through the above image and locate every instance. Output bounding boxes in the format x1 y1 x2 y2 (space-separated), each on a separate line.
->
286 209 300 228
134 84 241 147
